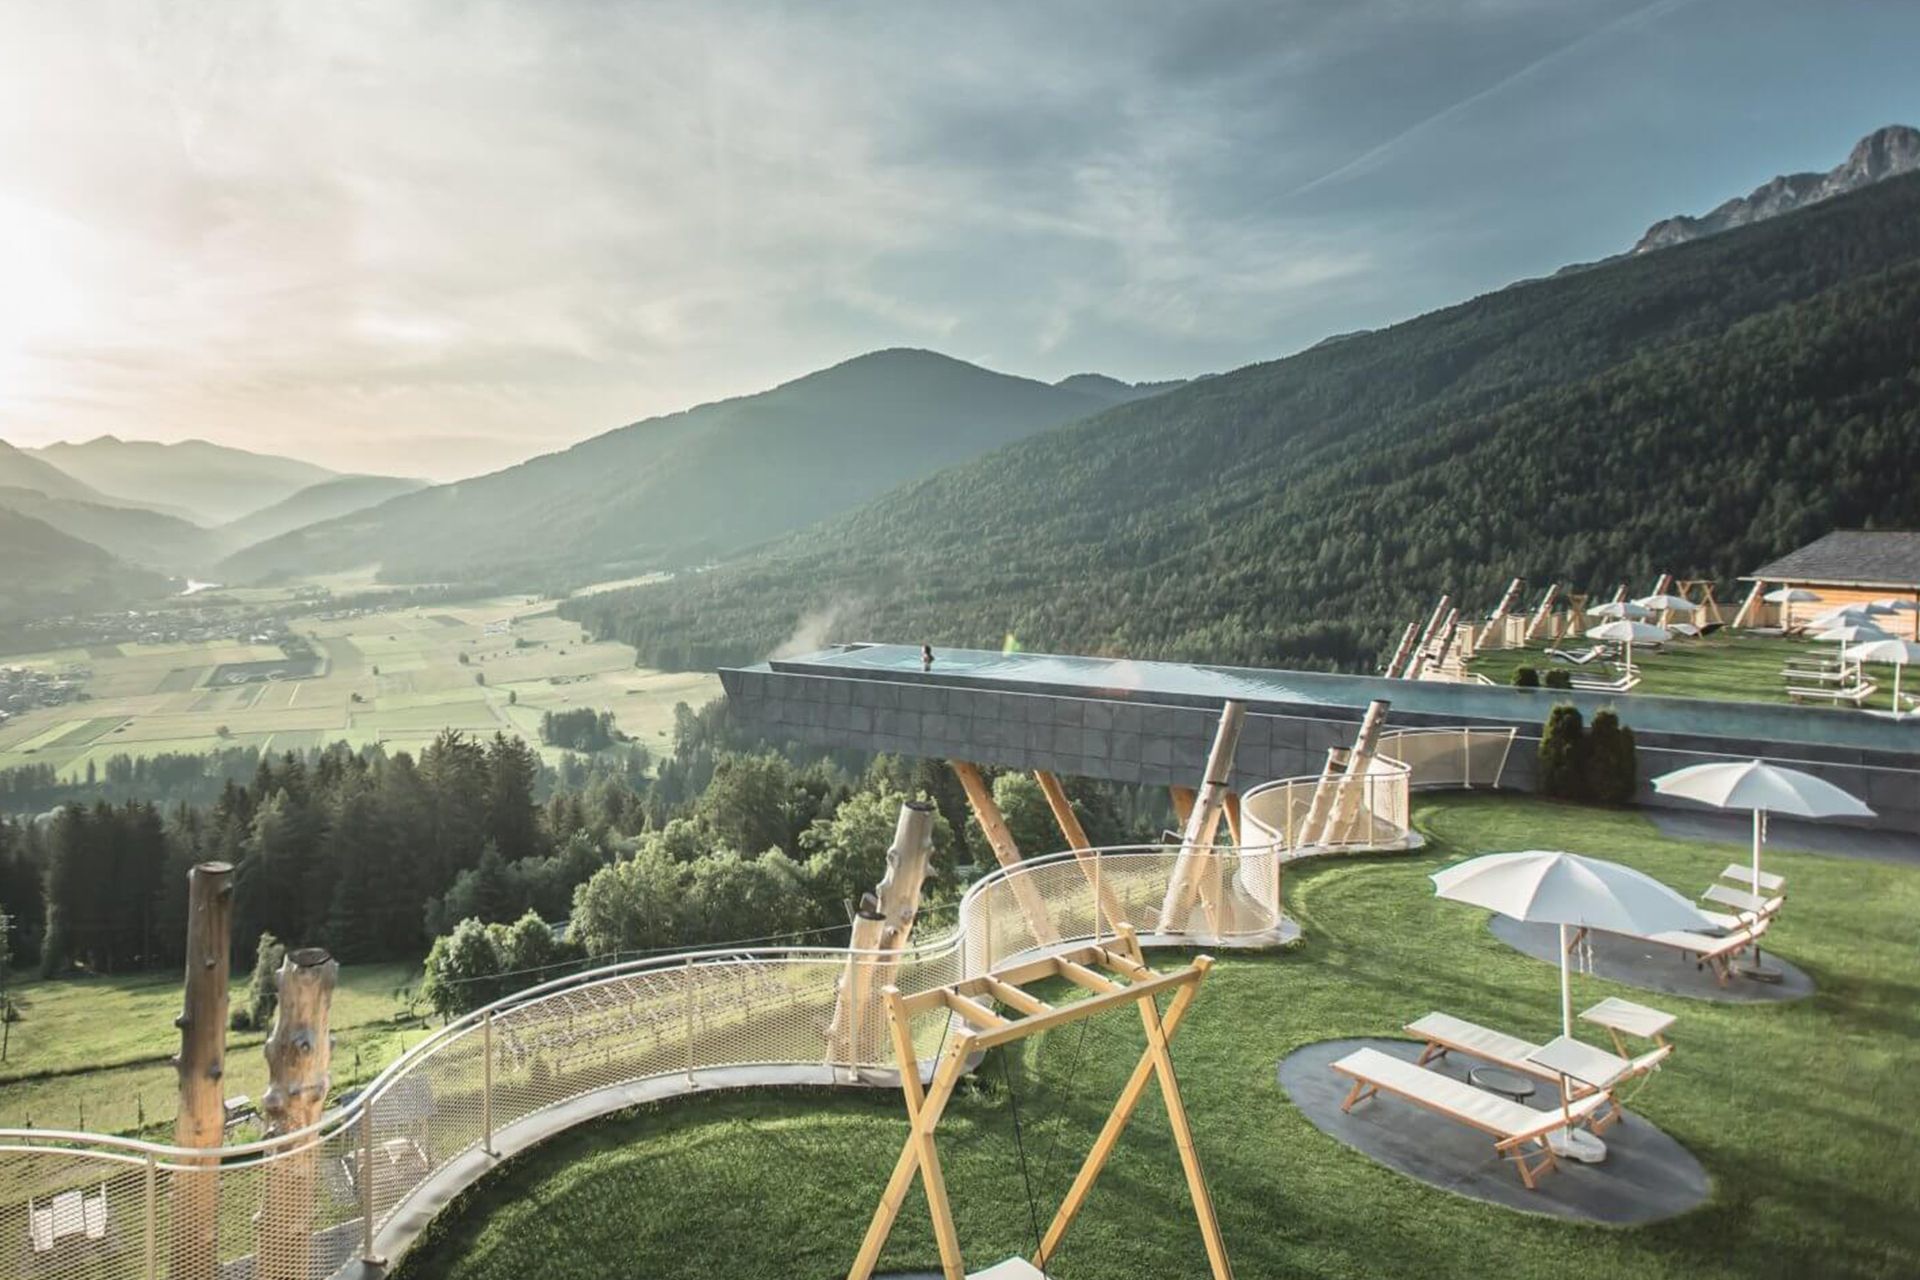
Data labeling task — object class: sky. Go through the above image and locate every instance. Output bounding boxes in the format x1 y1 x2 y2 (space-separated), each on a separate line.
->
0 0 1915 481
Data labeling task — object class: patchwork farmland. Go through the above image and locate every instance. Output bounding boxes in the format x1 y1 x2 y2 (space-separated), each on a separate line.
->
0 594 717 777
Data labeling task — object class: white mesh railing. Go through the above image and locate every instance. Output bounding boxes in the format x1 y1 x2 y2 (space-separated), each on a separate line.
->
0 726 1513 1279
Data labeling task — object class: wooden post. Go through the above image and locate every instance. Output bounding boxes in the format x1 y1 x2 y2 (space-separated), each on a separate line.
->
1427 608 1461 677
1294 749 1344 849
261 947 338 1280
1034 772 1126 935
1158 702 1245 935
1310 700 1392 848
1417 593 1452 655
1222 792 1243 847
1525 582 1561 642
1487 577 1525 628
830 802 936 1068
1733 580 1766 629
171 861 233 1280
1382 621 1420 678
951 762 1059 945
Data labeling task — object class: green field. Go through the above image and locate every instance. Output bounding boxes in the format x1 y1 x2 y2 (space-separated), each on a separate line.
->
0 963 424 1136
0 589 719 776
1469 631 1911 712
395 794 1919 1280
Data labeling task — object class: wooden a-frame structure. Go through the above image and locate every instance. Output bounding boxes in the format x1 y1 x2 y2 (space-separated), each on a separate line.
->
847 925 1233 1280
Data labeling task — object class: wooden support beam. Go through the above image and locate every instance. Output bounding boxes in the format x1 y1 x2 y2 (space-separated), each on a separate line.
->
1034 770 1126 934
1158 701 1245 935
829 802 937 1067
1732 580 1766 629
1487 577 1525 626
1525 582 1562 642
1382 621 1421 678
951 761 1059 946
980 975 1053 1018
1223 792 1243 847
1033 977 1205 1270
968 967 1200 1051
1310 700 1392 848
944 990 1012 1032
261 947 338 1280
172 861 234 1280
1136 961 1235 1280
1294 749 1344 850
1428 608 1461 676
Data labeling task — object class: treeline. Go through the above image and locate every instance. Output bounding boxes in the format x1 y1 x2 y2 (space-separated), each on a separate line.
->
0 746 272 815
0 700 1172 1015
540 708 618 752
561 171 1920 675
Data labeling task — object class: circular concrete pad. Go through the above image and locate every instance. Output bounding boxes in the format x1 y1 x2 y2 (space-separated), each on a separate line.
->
1489 917 1815 1005
1279 1038 1710 1224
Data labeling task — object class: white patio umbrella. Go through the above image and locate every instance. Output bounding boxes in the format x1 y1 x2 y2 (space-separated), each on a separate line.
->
1585 619 1670 674
1634 594 1698 615
1763 588 1820 603
1851 637 1920 711
1809 607 1878 629
1651 761 1875 898
1668 622 1702 638
1432 851 1714 1038
1872 598 1920 640
1587 600 1650 621
1813 622 1891 675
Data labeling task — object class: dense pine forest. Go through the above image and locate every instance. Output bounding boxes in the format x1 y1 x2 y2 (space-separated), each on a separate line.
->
563 171 1920 674
0 707 1165 1017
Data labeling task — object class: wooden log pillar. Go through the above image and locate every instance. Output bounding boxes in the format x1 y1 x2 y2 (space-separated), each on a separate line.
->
1294 749 1345 849
1310 700 1393 848
1732 580 1766 629
261 947 338 1280
1525 582 1561 642
1382 621 1420 678
830 803 936 1068
1222 792 1243 847
1407 594 1451 678
1157 701 1245 936
1033 772 1126 935
1428 608 1461 676
171 861 234 1280
952 762 1059 947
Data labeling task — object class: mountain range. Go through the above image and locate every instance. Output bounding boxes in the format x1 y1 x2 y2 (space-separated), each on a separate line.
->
217 351 1169 585
561 165 1920 674
1631 124 1920 254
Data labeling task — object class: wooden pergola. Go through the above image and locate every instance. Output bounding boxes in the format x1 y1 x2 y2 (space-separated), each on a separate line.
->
847 926 1233 1280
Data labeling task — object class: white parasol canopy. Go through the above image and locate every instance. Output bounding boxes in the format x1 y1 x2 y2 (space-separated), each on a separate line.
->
1585 619 1669 675
1587 601 1650 621
1433 851 1712 1036
1651 760 1875 897
1634 594 1698 614
1763 587 1820 604
1851 637 1920 711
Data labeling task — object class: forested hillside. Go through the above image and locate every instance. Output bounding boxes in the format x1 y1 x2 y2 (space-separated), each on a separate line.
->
565 172 1920 673
220 350 1133 586
0 508 168 621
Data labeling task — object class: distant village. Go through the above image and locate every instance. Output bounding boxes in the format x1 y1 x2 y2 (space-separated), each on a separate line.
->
0 665 86 721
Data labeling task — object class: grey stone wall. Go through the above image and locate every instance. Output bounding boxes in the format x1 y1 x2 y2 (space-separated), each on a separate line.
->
720 666 1920 833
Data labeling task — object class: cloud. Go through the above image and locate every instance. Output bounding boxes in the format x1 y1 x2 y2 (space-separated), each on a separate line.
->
0 0 1910 477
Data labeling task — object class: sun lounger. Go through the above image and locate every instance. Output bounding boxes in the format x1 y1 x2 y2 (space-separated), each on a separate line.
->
1546 646 1603 665
1698 889 1784 933
1787 681 1875 705
1719 864 1785 893
1406 1012 1672 1134
1640 916 1772 985
1570 671 1640 693
1331 1047 1608 1188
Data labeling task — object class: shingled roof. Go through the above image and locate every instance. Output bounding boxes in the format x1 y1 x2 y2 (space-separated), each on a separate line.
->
1746 530 1920 588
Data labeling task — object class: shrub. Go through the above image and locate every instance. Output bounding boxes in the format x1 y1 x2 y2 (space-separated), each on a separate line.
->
1511 666 1540 688
1585 708 1639 804
1538 704 1587 799
1543 669 1573 689
246 932 287 1030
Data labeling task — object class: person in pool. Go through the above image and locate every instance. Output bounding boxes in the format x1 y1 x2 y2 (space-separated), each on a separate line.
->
921 644 934 670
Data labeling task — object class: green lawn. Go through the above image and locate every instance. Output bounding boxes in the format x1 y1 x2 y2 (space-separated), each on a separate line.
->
394 794 1919 1280
0 963 424 1135
1470 631 1910 711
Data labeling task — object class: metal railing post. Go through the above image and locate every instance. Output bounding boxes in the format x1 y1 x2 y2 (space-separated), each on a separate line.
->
359 1103 381 1265
1092 852 1104 942
683 958 696 1087
1462 728 1472 788
482 1010 495 1156
143 1153 157 1280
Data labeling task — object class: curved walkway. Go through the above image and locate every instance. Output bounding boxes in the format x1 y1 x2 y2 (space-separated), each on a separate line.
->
1277 1037 1710 1225
1488 917 1815 1005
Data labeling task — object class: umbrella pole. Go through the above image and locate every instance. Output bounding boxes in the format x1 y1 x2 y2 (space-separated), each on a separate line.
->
1558 923 1572 1039
1752 808 1764 899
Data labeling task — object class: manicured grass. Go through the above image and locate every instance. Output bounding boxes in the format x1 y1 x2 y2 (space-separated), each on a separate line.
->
1470 632 1909 711
393 794 1919 1280
0 963 424 1134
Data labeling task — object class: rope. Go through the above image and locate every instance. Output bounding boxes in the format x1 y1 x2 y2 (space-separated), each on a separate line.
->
997 1045 1047 1276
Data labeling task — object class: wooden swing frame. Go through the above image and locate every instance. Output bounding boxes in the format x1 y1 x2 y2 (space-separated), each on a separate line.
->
847 925 1233 1280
